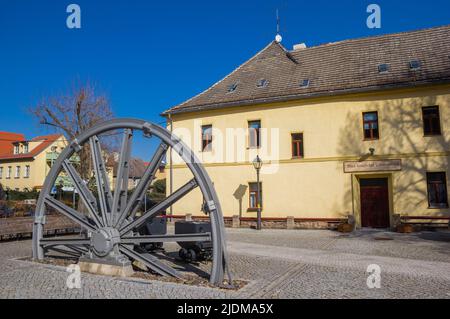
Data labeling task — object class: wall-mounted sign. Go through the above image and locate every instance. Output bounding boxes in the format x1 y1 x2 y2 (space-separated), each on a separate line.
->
344 160 402 173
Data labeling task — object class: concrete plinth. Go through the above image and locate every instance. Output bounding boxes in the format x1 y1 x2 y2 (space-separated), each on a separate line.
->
78 261 134 277
232 215 240 228
286 216 295 229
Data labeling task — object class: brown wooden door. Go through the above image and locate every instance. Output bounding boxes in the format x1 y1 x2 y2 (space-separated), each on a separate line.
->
360 178 390 228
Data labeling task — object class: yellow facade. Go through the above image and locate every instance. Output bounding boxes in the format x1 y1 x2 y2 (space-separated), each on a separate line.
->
166 85 450 227
0 137 68 191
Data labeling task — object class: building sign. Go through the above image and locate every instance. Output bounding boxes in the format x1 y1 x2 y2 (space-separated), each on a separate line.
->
344 160 402 173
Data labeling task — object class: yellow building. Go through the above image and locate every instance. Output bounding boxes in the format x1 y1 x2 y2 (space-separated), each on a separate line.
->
163 25 450 229
0 132 68 191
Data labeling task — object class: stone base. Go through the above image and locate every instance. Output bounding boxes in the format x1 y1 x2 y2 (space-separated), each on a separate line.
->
338 223 354 233
232 215 240 228
396 224 414 234
78 261 134 277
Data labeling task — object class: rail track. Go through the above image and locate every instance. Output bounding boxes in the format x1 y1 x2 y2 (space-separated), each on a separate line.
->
0 215 80 241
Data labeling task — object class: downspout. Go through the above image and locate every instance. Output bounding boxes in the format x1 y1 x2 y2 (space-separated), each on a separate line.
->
351 174 355 223
168 114 173 219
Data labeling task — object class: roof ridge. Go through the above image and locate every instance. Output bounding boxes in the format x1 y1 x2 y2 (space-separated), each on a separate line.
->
163 41 291 115
292 24 450 52
31 133 63 141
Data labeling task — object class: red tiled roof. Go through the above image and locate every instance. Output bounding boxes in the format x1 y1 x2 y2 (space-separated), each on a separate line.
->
31 134 62 142
0 132 25 157
0 133 63 161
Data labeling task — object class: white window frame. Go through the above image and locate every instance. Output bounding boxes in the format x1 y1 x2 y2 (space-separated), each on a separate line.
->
6 166 11 179
24 165 30 178
0 167 3 179
14 145 19 155
24 143 29 153
15 166 20 179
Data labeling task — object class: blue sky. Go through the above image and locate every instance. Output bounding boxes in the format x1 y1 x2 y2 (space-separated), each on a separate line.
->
0 0 449 157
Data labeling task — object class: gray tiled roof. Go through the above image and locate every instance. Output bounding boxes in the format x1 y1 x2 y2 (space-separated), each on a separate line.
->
113 157 147 179
163 25 450 116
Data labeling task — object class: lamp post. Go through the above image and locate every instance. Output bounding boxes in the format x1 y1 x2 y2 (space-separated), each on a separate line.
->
252 155 263 230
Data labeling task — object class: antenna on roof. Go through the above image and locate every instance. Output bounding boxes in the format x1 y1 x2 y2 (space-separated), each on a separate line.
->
275 8 282 43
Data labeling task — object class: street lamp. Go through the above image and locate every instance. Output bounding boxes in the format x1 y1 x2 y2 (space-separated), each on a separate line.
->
252 155 263 230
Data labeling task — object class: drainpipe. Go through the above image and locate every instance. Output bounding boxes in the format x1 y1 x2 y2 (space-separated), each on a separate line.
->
351 174 355 217
168 114 173 220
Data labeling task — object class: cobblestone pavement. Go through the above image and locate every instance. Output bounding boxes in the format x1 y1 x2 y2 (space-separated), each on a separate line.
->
0 228 449 299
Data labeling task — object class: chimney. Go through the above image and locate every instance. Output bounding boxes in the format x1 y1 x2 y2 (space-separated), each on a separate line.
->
293 43 307 51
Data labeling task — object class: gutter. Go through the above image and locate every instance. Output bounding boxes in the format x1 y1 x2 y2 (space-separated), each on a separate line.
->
161 78 450 117
0 156 35 161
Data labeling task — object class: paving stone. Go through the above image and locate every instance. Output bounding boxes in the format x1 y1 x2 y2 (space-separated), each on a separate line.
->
0 229 449 299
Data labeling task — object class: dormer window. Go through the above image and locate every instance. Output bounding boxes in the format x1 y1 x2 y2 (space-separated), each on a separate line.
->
23 143 29 153
378 64 389 73
13 144 19 155
227 82 238 93
299 79 310 88
257 79 269 88
409 60 421 70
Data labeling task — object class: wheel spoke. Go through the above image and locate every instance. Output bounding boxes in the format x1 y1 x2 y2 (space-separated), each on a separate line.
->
121 232 211 244
67 245 89 254
44 246 82 258
119 178 198 235
115 142 168 227
111 129 133 224
40 238 91 246
44 196 96 232
62 159 103 228
90 136 113 226
119 245 182 278
40 238 90 256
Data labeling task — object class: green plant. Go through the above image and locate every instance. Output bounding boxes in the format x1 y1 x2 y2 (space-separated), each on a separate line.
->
152 179 166 194
0 183 5 201
6 189 40 201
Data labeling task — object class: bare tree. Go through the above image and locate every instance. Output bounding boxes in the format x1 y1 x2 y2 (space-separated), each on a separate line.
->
29 82 115 180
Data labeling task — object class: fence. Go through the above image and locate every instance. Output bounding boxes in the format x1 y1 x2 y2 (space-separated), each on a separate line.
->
0 215 80 240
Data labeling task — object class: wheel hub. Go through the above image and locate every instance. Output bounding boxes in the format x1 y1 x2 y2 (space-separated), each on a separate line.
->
91 227 121 257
